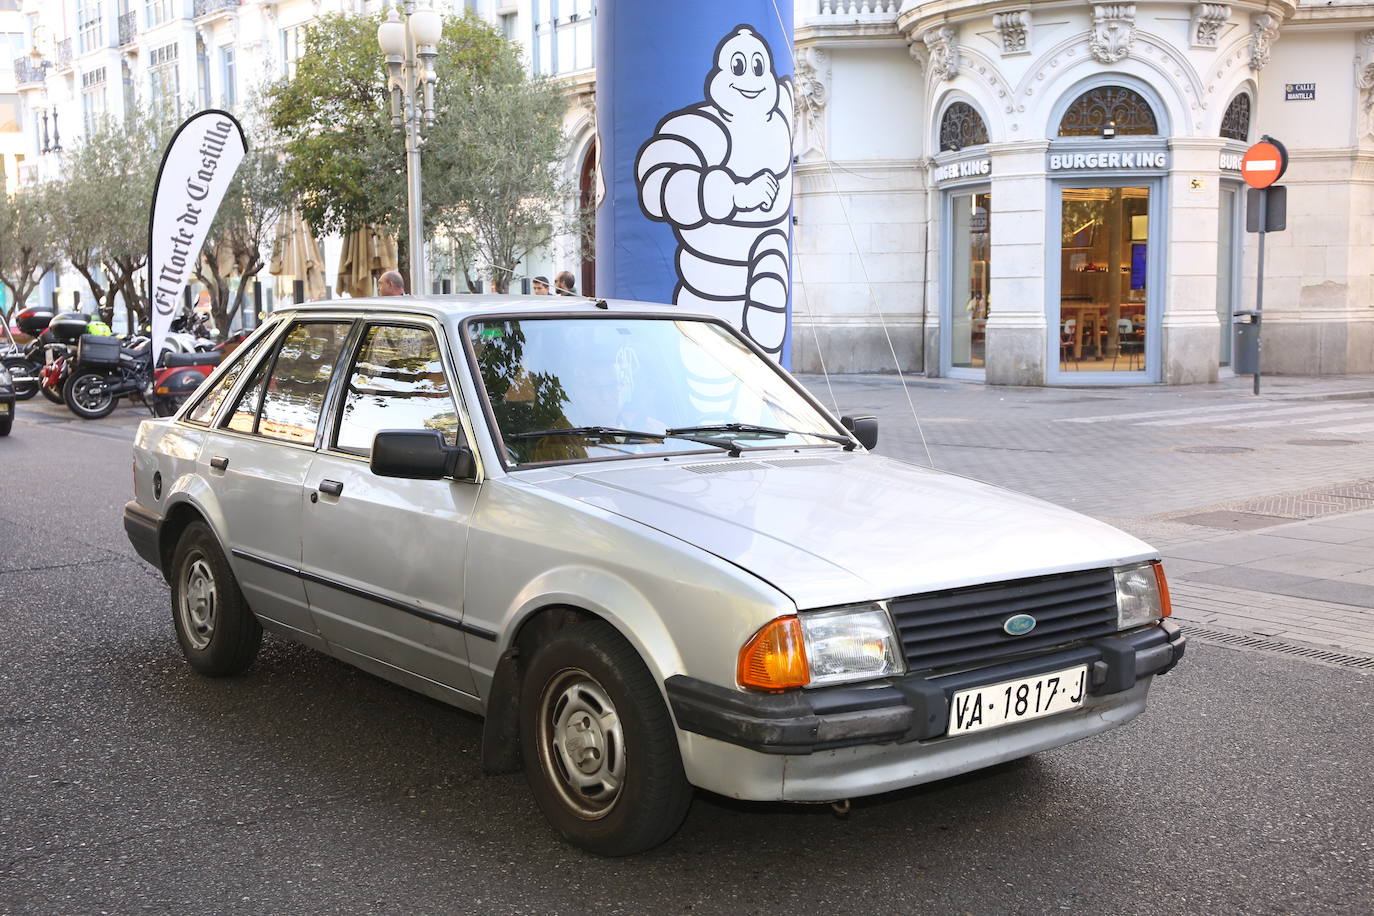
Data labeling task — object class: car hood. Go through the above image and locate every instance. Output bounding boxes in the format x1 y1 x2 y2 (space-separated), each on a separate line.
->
530 452 1156 609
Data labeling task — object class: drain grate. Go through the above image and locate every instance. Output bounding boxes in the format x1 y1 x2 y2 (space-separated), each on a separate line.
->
1286 439 1359 446
1176 445 1255 455
1173 477 1374 526
1185 625 1374 671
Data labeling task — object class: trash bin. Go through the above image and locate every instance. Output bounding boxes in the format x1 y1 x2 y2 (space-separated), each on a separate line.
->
1233 311 1259 375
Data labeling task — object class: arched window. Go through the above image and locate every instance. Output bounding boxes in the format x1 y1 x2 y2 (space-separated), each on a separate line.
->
1220 94 1251 142
1058 86 1158 137
939 102 989 152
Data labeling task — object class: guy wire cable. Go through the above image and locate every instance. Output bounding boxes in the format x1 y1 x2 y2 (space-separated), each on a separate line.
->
767 0 936 468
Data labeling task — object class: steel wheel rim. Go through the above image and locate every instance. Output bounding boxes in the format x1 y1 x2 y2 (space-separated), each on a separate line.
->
74 375 111 412
178 552 217 650
536 668 626 820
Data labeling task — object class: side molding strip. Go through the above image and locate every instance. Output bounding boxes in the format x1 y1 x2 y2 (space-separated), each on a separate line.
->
230 548 498 641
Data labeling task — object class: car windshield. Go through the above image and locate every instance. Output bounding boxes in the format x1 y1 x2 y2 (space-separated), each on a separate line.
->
466 316 841 466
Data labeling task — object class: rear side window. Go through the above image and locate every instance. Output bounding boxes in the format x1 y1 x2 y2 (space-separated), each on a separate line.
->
334 324 461 456
221 320 350 442
184 328 274 425
257 322 351 444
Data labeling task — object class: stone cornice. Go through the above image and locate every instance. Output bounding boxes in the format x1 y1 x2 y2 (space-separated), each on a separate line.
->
897 0 1298 37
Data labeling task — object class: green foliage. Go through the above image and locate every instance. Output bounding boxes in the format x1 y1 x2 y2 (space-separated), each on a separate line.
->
0 182 58 319
267 12 567 289
53 108 176 324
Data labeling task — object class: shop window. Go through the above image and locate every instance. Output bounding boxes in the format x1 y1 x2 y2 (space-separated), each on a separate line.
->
1058 86 1157 137
1220 94 1251 142
939 102 988 152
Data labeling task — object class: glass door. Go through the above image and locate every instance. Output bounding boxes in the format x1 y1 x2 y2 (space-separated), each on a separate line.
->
1053 184 1152 380
946 189 991 376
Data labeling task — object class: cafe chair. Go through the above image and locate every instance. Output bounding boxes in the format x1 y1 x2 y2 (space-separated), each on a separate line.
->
1113 317 1144 370
1060 318 1078 369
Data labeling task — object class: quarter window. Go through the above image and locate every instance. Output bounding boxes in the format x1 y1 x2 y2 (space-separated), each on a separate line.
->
334 324 461 456
184 328 274 425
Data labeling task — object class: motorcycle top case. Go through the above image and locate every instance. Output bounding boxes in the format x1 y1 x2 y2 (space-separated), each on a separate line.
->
15 307 55 335
49 312 94 344
76 333 122 369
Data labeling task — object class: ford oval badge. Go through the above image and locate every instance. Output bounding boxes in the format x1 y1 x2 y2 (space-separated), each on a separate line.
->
1003 614 1037 636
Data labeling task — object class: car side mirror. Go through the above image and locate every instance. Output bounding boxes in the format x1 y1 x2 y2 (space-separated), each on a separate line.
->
840 415 878 451
371 429 477 480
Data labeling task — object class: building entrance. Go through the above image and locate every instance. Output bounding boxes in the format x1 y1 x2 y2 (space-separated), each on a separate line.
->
1055 185 1150 375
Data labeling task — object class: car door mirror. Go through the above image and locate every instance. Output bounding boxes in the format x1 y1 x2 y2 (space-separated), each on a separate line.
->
371 429 476 480
840 415 878 451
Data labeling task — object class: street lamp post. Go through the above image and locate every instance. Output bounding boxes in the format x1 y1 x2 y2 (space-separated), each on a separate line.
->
378 1 441 295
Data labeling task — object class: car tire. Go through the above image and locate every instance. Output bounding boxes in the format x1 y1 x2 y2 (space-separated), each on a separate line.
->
63 371 120 419
519 619 692 856
170 520 262 677
2 357 39 400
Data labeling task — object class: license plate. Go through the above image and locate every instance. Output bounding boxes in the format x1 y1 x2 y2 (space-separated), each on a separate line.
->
947 664 1087 737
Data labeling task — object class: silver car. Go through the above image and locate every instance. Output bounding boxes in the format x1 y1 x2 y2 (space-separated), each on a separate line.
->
124 297 1185 855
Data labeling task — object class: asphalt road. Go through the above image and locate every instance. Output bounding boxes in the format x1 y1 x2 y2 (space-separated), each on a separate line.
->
2 398 1372 915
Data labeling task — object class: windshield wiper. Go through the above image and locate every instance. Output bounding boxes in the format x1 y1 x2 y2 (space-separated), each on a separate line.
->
505 426 747 456
665 422 855 450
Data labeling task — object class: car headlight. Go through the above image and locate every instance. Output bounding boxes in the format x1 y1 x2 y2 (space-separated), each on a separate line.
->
1115 560 1171 629
737 604 904 691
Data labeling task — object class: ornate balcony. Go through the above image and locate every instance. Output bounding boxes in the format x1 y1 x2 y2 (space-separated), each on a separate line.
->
118 11 137 47
14 57 46 87
193 0 240 19
814 0 901 14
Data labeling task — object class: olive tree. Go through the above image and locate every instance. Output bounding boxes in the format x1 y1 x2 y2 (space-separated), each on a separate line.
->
0 182 59 319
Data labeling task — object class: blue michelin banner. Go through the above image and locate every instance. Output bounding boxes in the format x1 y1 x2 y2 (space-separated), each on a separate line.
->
595 0 794 362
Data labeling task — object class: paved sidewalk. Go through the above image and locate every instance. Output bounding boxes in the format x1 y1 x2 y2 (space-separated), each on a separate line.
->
799 371 1374 656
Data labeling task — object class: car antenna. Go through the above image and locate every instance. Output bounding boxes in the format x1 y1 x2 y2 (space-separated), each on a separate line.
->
593 299 609 309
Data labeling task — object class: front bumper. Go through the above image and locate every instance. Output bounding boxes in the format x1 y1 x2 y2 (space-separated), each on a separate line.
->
667 620 1186 756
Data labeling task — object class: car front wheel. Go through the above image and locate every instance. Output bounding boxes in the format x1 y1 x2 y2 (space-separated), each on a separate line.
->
519 619 692 856
170 520 261 676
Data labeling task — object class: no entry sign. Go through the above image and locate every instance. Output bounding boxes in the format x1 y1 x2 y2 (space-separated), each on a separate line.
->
1242 137 1288 189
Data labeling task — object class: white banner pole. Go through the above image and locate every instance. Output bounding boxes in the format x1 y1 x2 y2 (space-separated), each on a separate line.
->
147 110 247 363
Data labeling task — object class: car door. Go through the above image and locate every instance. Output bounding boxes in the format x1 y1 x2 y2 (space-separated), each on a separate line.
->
198 319 353 643
299 319 481 700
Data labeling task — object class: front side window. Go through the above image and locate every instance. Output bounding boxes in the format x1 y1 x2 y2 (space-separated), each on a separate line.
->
467 317 839 467
334 324 460 456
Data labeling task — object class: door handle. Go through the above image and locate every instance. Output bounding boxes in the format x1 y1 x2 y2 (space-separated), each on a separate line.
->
318 479 344 497
209 456 228 471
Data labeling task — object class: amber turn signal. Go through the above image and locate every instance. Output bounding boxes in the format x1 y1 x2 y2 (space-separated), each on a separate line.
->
1151 560 1172 618
737 616 809 692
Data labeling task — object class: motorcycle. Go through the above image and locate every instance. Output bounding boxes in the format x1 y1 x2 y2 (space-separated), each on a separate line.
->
2 306 54 400
64 333 220 420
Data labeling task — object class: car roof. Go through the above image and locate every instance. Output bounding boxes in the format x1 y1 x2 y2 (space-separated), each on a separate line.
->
279 294 686 322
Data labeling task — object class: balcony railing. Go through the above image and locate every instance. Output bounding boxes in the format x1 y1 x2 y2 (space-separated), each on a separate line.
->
118 11 137 47
14 57 46 86
814 0 901 15
193 0 240 17
56 38 72 70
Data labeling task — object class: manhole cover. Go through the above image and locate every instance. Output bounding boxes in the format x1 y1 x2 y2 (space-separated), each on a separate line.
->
1287 439 1359 446
1175 510 1291 530
1175 445 1254 454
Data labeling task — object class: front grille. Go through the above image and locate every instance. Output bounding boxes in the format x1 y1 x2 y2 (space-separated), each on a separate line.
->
889 567 1118 674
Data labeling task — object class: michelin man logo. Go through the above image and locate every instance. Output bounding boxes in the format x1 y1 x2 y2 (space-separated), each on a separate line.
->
635 25 793 356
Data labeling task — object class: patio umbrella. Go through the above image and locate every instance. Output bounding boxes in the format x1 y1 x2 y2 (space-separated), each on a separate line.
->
270 208 327 302
335 225 399 298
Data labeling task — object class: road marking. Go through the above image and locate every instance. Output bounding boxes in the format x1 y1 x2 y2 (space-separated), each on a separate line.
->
1310 420 1374 436
1137 402 1374 428
1060 402 1274 424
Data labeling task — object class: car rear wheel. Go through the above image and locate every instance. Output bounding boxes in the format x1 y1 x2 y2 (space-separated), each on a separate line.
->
520 619 692 856
170 520 261 676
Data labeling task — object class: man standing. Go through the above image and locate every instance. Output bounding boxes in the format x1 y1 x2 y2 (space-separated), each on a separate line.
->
378 270 406 296
532 276 551 295
554 271 576 296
